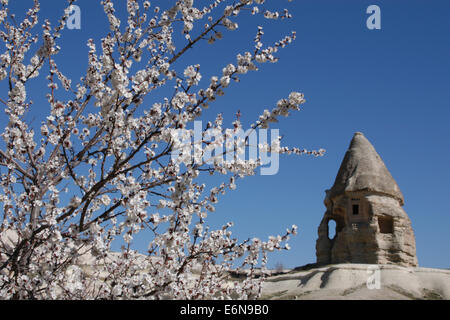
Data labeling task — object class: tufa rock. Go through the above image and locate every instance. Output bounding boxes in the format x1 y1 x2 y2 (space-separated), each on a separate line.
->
316 132 418 267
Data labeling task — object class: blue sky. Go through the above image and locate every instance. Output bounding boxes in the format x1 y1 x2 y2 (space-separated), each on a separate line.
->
4 0 450 269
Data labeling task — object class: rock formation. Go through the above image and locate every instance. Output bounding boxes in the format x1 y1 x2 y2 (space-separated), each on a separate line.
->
316 132 418 267
261 264 450 300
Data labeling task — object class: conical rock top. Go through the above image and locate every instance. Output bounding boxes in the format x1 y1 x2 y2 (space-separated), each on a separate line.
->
328 132 404 205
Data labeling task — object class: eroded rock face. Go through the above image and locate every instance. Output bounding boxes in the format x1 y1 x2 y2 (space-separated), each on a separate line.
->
316 133 418 267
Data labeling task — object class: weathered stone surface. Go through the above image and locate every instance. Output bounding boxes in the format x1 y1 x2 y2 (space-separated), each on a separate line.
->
328 132 404 205
316 132 418 267
261 264 450 300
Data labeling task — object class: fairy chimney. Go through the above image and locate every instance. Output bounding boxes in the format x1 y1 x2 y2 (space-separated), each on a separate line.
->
316 132 418 267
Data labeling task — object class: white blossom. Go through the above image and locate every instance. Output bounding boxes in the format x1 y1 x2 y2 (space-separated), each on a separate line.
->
0 0 324 301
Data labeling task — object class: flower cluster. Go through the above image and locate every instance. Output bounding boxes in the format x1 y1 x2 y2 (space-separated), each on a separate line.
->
0 0 324 300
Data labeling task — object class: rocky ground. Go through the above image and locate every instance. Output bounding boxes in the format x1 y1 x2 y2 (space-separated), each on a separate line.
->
2 229 448 300
260 263 450 300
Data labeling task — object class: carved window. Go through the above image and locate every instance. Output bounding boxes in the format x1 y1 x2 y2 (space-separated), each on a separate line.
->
378 216 394 234
351 198 360 216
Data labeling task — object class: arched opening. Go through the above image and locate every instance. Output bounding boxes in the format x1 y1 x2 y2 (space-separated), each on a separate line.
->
328 219 337 239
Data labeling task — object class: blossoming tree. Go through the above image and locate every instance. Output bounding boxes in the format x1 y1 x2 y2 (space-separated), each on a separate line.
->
0 0 324 299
